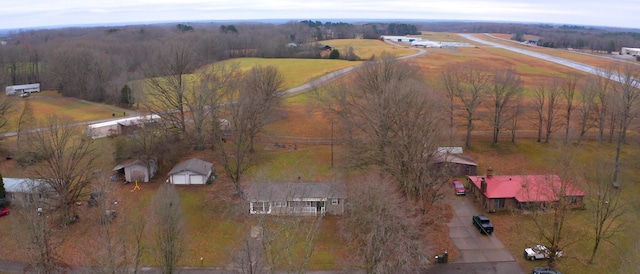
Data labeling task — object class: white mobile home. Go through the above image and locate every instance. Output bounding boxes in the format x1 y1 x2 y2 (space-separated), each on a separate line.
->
6 83 40 95
621 47 640 56
86 114 161 139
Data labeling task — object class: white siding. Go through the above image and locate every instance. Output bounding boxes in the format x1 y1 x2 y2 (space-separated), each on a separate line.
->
171 174 188 185
190 175 205 184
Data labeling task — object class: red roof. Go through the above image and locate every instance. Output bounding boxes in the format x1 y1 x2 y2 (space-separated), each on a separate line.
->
467 175 585 202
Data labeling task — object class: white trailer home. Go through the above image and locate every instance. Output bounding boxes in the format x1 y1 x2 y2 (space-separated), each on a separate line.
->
6 83 41 95
86 114 161 139
621 47 640 56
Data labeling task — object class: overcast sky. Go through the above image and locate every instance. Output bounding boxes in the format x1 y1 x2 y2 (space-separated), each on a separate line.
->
2 0 639 30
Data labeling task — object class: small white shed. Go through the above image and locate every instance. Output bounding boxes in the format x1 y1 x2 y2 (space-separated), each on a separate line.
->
167 158 213 185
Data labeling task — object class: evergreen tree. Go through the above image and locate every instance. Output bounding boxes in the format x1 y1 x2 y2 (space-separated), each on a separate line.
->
329 49 340 59
119 84 133 107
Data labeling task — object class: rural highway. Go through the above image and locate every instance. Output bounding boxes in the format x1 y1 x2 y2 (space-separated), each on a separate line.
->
283 43 429 95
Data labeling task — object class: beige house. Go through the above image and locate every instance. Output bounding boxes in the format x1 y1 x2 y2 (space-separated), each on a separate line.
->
247 182 347 216
4 178 55 207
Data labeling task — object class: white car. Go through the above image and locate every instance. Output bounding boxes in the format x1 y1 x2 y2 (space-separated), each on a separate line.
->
523 245 563 261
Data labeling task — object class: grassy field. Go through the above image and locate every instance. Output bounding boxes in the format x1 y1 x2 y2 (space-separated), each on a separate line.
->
214 58 361 90
4 91 127 132
321 38 417 60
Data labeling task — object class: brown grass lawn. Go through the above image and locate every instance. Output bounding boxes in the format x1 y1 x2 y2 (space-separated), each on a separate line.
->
474 33 635 71
4 91 127 132
414 44 593 89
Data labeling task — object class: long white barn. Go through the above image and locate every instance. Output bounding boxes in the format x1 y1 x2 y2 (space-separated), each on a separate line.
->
6 83 40 95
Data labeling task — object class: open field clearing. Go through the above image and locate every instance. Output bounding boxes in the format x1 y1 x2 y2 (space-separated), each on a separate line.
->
412 42 591 89
420 31 467 42
215 58 362 90
4 91 127 132
321 38 417 60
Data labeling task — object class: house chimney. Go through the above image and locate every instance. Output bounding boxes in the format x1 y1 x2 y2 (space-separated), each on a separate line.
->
487 167 493 178
481 177 487 193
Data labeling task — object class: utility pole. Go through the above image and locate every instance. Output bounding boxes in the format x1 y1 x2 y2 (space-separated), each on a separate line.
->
331 120 334 168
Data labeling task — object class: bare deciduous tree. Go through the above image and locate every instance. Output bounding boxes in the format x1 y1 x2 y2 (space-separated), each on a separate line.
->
0 93 15 138
151 184 185 274
26 115 98 224
592 67 614 143
532 85 546 143
486 67 522 145
544 78 563 143
258 215 322 274
10 180 61 273
341 173 429 273
240 65 286 153
16 97 34 145
144 42 196 138
526 147 584 269
610 64 640 187
441 60 491 148
561 74 581 144
215 65 284 196
184 63 239 151
577 77 598 144
89 176 129 274
585 159 626 264
318 54 448 204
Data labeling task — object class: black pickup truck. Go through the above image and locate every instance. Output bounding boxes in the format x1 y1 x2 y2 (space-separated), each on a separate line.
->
472 215 494 235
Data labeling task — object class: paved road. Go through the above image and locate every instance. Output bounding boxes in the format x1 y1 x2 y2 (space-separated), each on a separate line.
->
283 44 428 95
430 194 524 274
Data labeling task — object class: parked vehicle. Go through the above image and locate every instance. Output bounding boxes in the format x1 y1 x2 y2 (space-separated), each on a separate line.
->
20 92 30 98
472 214 494 235
532 266 562 274
524 244 563 261
101 210 117 224
0 208 10 217
452 180 465 195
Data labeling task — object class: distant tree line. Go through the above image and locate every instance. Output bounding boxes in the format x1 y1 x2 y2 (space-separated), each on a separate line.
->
421 22 640 52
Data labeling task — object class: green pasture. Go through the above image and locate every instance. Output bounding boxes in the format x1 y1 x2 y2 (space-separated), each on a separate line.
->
215 58 361 90
3 92 123 132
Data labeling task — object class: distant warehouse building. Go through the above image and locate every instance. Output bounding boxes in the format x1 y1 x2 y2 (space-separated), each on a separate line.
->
6 83 40 95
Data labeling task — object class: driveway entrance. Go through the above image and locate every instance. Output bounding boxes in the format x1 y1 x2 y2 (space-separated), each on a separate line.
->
429 194 524 274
